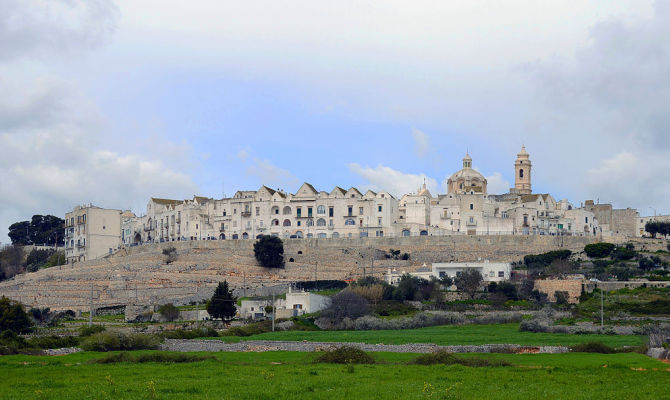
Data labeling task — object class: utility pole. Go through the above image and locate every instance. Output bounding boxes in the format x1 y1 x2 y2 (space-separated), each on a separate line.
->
271 292 275 332
314 261 318 291
600 288 604 328
89 282 94 327
243 270 247 298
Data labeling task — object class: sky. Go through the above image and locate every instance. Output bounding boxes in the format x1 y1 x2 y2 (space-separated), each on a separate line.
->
1 0 670 243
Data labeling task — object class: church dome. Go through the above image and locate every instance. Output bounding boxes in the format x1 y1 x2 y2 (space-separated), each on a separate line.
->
447 153 488 194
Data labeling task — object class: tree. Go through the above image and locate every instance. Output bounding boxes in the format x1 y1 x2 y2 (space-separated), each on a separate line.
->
393 274 419 301
207 281 237 321
162 246 177 264
584 242 615 258
158 303 180 321
253 235 284 269
454 269 483 299
8 215 64 246
0 245 25 281
321 290 369 320
488 281 518 301
554 291 569 306
639 257 656 271
0 296 32 333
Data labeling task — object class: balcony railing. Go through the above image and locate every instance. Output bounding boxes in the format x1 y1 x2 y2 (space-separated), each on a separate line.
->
241 211 252 217
466 220 477 226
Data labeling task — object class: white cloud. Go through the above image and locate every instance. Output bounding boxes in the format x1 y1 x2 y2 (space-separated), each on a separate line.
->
411 128 429 158
348 163 437 197
484 172 510 195
0 0 119 61
245 158 299 191
585 152 670 211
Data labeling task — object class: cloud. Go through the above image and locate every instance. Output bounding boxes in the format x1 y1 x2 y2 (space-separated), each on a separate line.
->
484 172 510 195
0 0 119 61
348 163 437 197
585 152 670 210
245 158 299 191
411 128 429 158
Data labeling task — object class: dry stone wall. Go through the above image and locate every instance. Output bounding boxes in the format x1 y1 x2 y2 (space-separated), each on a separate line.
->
0 235 594 311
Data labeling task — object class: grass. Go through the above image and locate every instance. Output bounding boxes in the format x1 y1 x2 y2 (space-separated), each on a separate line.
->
211 323 646 347
0 351 668 399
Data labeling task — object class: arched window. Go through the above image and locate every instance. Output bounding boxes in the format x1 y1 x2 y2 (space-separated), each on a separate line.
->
296 231 303 238
271 206 279 215
402 229 410 237
317 205 326 214
307 233 313 238
306 219 314 227
241 232 248 239
272 219 279 226
519 169 524 178
232 234 239 240
283 206 291 215
316 218 326 226
283 219 291 227
219 233 225 240
331 232 340 238
420 230 428 236
318 233 327 238
345 219 355 226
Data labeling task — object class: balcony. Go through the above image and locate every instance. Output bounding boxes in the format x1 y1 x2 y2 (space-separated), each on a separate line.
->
466 220 477 227
241 211 252 217
219 227 226 232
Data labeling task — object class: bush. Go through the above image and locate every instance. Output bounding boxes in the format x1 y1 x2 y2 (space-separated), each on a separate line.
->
161 327 218 339
253 235 284 269
80 331 161 352
571 342 615 354
584 243 615 258
0 296 32 333
352 312 465 331
374 301 417 317
611 246 636 261
408 351 511 367
162 246 177 264
158 303 180 321
524 250 572 268
321 290 369 320
89 351 215 364
26 335 79 349
315 346 375 364
79 325 106 337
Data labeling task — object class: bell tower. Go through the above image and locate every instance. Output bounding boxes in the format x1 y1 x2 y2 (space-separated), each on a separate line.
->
514 145 531 194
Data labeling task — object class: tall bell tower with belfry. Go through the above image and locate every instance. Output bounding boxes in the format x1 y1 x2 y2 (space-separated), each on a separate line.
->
513 145 532 194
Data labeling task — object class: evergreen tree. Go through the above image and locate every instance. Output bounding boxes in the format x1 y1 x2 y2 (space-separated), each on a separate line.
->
253 235 285 269
207 281 237 321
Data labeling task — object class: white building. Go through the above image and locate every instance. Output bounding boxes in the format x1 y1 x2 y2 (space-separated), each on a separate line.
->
385 261 511 285
239 288 331 320
64 205 122 263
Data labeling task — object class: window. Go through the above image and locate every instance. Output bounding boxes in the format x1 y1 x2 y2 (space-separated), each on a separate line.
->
359 207 364 215
255 207 260 216
297 221 301 226
307 207 313 217
317 218 326 226
469 203 473 210
519 169 524 178
378 205 382 212
489 271 495 277
318 233 327 238
347 206 353 216
498 271 504 278
283 219 291 227
283 206 291 215
345 219 355 226
306 219 314 227
223 210 227 216
585 217 588 223
317 205 326 214
297 207 302 217
469 217 474 223
329 207 334 217
329 219 333 226
378 217 382 225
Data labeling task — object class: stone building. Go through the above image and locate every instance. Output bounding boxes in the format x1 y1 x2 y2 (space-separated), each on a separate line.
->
64 205 122 263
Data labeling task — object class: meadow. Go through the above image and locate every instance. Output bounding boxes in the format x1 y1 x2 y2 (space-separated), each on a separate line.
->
0 351 668 399
215 323 647 347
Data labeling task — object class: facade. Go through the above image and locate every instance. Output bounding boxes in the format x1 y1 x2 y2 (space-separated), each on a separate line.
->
64 205 122 263
239 289 330 320
66 146 644 263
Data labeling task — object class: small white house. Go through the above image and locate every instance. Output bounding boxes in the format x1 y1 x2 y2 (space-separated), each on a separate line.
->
385 261 511 285
239 287 331 320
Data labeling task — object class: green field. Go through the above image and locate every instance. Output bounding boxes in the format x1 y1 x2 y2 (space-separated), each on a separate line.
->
215 323 646 347
0 351 668 399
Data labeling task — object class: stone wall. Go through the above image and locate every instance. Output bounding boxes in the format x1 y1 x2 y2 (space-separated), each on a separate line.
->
534 279 582 303
0 235 595 311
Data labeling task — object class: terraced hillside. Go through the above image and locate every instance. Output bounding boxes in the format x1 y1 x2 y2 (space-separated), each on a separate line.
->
0 235 596 311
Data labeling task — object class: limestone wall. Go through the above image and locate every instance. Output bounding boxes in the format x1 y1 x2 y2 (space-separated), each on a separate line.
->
0 235 595 311
534 279 582 303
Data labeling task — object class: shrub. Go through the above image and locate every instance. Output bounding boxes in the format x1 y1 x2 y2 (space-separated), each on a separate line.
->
584 243 615 258
79 325 106 337
321 290 369 320
80 331 161 352
611 246 636 261
455 269 483 298
554 291 569 305
374 301 417 317
89 352 215 364
161 327 218 339
162 246 177 264
408 351 511 367
253 235 284 269
158 303 180 321
315 346 375 364
524 250 572 268
0 296 32 333
26 335 79 349
571 342 615 354
352 312 465 331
